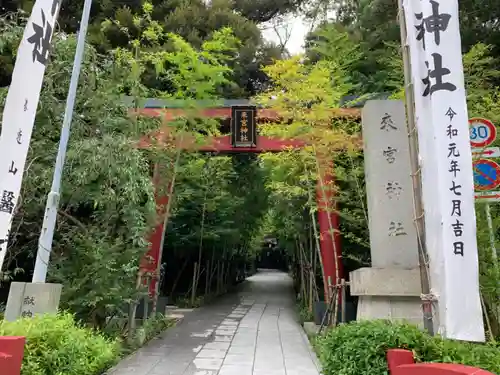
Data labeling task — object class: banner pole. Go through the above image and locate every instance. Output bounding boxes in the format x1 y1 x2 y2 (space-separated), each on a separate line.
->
397 0 434 335
33 0 93 282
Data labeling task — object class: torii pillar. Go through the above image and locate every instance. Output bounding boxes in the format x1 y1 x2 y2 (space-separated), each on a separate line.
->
317 160 343 302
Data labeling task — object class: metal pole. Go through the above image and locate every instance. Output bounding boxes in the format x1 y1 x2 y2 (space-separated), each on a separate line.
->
32 0 93 283
485 203 498 263
397 0 435 335
484 203 500 318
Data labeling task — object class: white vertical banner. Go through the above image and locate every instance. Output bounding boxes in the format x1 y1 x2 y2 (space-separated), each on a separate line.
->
0 0 62 270
403 0 484 341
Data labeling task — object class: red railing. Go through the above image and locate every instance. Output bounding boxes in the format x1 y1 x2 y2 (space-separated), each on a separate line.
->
387 349 495 375
0 337 25 375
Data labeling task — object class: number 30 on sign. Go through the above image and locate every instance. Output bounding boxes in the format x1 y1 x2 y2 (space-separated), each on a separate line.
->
469 118 497 148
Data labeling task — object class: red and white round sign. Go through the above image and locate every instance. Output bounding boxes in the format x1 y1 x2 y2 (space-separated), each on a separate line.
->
469 118 497 148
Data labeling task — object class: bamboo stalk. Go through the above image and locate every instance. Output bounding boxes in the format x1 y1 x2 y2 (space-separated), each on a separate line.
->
305 174 327 301
170 256 189 297
216 261 221 295
299 238 309 304
309 252 314 313
310 224 316 310
205 259 210 296
208 254 216 294
332 286 339 327
194 187 208 299
191 262 198 306
298 240 306 301
221 262 226 293
302 157 328 299
481 292 496 343
341 278 346 323
152 132 185 313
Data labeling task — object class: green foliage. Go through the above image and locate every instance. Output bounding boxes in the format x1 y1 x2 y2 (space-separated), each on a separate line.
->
463 46 500 335
105 3 241 98
298 300 314 324
0 19 158 325
0 313 120 375
0 11 244 326
316 320 500 375
232 0 307 23
308 0 500 91
0 0 287 96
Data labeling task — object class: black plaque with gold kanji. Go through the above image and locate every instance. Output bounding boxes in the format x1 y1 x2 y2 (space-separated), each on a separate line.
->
231 105 257 148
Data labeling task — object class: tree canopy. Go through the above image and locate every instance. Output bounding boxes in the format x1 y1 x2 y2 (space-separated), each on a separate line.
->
0 0 292 95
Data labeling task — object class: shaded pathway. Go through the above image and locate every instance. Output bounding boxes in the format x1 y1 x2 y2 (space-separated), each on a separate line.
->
108 270 320 375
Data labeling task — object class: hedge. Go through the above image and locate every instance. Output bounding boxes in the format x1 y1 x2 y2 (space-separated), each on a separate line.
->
315 320 500 375
0 312 120 375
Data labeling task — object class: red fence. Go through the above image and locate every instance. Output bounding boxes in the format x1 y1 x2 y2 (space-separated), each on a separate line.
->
2 338 497 375
0 337 25 375
387 349 495 375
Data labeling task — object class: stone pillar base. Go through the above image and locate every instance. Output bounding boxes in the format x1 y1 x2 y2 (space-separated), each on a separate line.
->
4 282 62 322
350 267 422 327
357 296 423 327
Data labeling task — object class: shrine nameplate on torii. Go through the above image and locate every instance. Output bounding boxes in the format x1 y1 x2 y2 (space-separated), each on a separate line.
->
231 105 257 148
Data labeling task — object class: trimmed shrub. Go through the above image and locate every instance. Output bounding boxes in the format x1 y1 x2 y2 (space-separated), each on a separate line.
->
315 320 500 375
0 312 120 375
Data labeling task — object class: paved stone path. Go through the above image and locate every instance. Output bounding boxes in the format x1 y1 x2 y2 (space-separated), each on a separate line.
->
108 270 321 375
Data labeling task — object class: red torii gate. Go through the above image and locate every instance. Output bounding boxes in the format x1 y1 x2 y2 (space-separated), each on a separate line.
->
135 104 359 301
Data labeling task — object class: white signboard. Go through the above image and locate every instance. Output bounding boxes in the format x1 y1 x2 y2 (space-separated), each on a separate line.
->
472 147 500 159
403 0 484 341
475 191 500 203
0 0 62 270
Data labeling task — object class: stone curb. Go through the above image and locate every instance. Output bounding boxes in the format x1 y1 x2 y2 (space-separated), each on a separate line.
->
102 313 187 375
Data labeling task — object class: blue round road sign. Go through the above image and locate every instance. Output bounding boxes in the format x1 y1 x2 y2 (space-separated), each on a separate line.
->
473 159 500 191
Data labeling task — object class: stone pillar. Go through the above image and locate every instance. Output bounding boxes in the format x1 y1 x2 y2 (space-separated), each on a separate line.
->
4 282 62 321
350 100 422 326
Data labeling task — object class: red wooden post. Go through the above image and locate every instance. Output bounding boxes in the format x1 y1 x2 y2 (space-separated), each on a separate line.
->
316 159 343 302
387 349 495 375
141 162 170 296
142 194 169 296
387 349 418 369
0 337 25 375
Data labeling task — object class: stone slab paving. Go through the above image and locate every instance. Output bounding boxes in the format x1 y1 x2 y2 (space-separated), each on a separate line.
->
108 270 320 375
